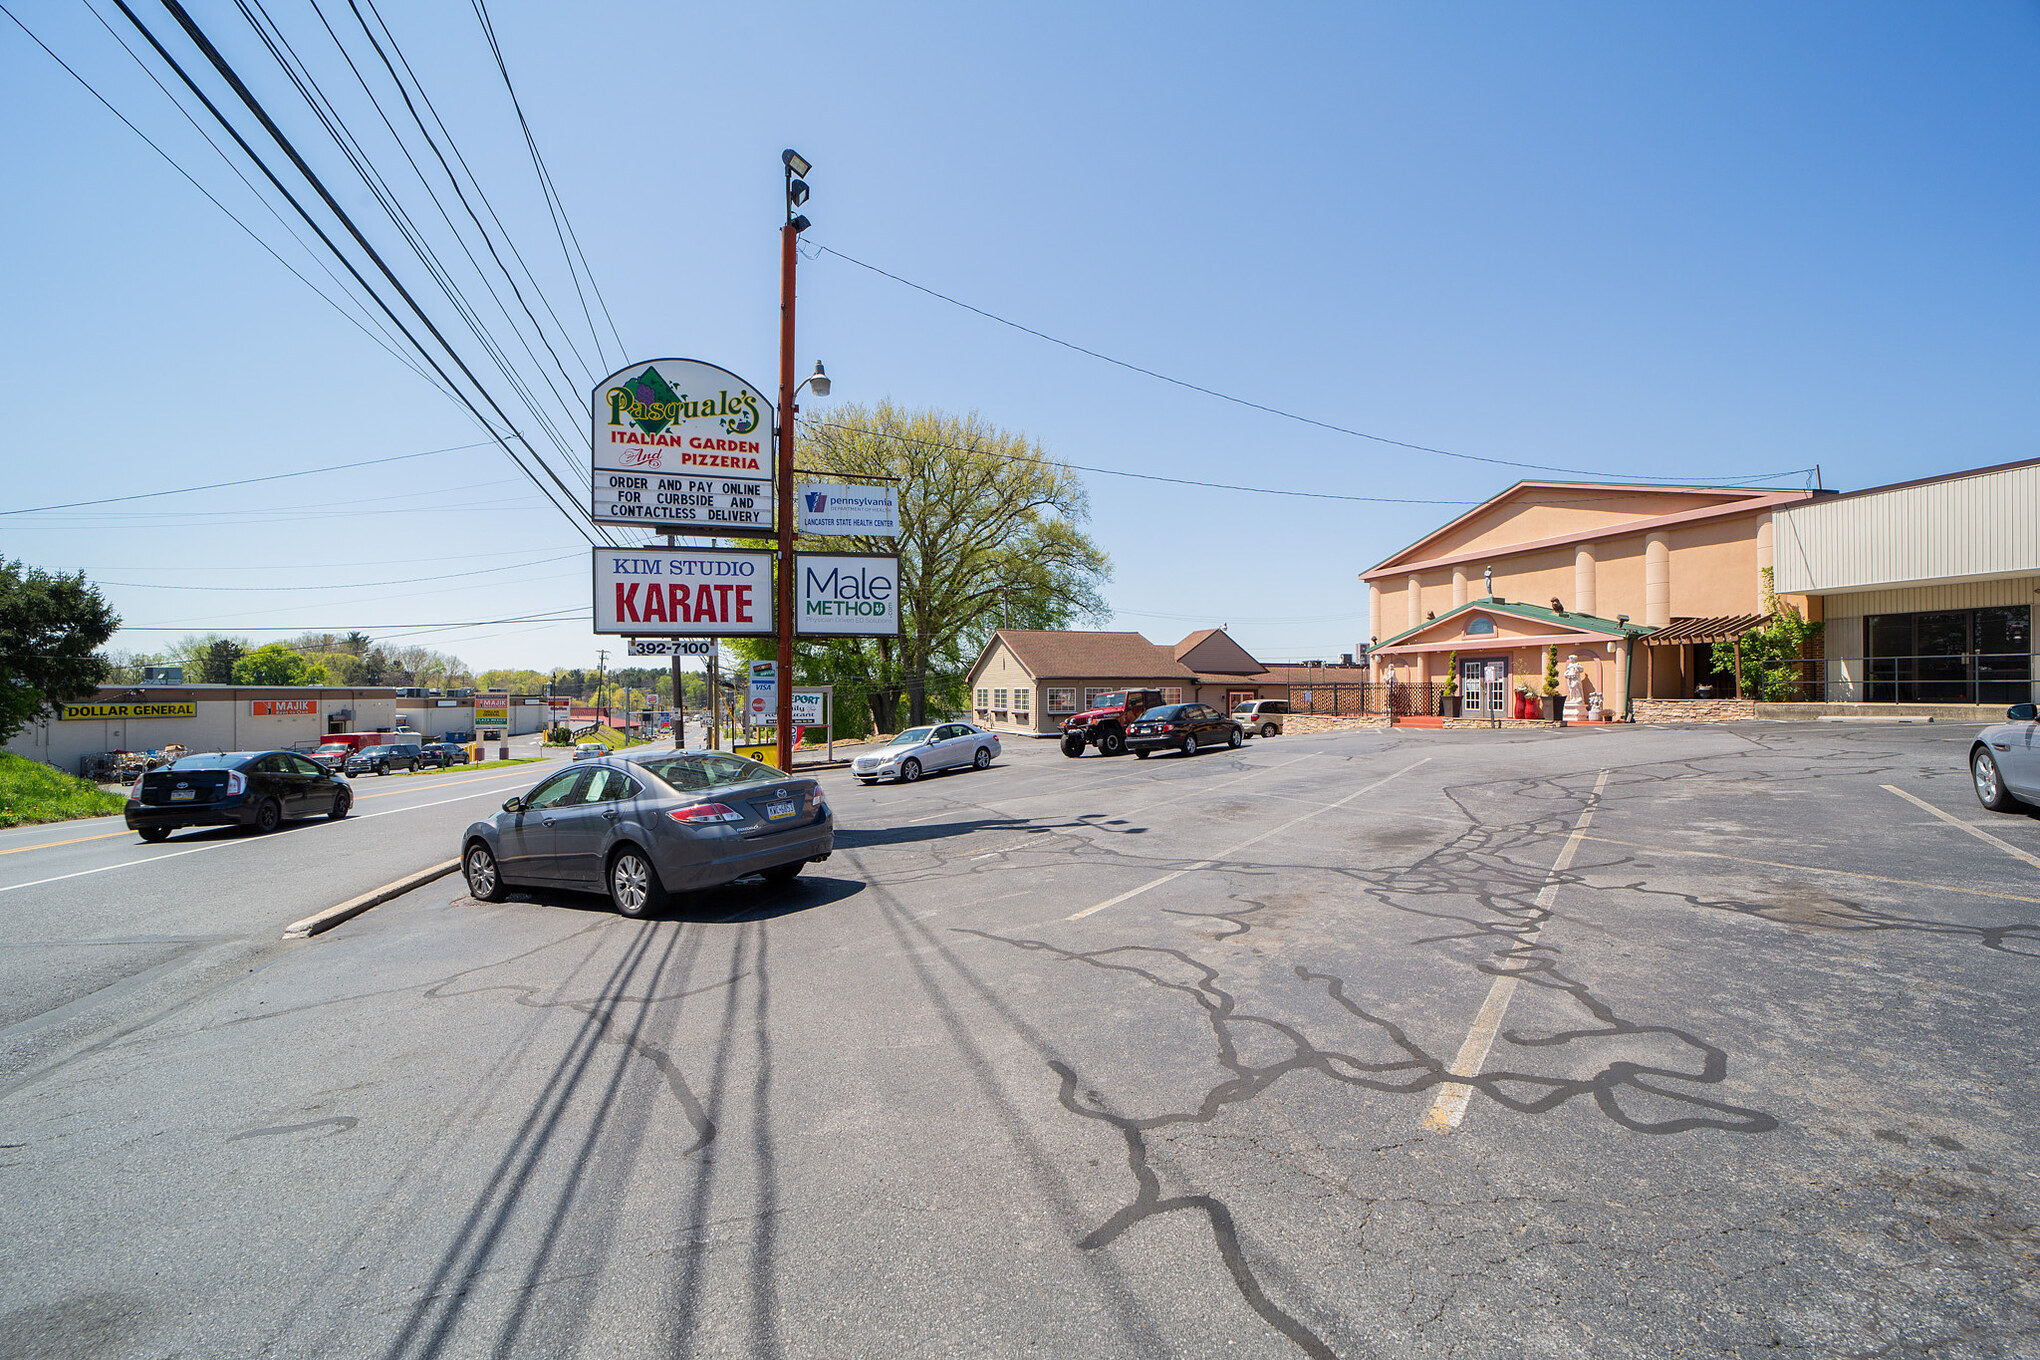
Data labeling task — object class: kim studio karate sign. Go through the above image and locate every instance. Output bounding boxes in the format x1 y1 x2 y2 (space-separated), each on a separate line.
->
592 547 774 636
591 358 775 534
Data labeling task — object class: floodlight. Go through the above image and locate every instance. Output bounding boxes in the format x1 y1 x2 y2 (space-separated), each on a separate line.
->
782 149 811 178
790 213 811 234
788 179 810 208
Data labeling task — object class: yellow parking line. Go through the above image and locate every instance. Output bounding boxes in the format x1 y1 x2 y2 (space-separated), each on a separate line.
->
0 830 131 856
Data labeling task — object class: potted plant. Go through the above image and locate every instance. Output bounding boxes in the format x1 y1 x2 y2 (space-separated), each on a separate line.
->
1440 652 1460 717
1513 684 1531 720
1541 646 1564 721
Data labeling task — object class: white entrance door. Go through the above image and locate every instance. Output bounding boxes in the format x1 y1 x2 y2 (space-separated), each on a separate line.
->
1464 659 1508 716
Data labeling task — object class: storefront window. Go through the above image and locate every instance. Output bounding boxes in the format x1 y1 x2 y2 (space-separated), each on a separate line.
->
1866 606 2030 703
1047 688 1077 713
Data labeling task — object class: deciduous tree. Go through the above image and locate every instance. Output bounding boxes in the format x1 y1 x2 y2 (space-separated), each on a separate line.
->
0 559 120 742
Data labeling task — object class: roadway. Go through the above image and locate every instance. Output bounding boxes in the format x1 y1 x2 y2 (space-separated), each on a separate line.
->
1 722 2036 1358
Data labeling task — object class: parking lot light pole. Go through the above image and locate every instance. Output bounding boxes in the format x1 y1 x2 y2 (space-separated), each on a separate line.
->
776 148 814 773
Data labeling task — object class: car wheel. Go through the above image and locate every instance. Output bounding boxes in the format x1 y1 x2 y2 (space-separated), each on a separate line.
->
254 798 282 833
1973 747 2020 812
465 842 508 902
328 787 351 820
1261 722 1277 738
762 860 803 885
973 747 992 770
1135 749 1151 760
608 846 666 918
900 758 922 783
138 827 171 843
1099 728 1126 757
1061 735 1086 758
1181 736 1198 758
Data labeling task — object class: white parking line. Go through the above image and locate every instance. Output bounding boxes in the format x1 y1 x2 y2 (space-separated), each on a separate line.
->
1882 784 2040 871
0 782 530 896
1066 758 1429 921
1423 769 1610 1133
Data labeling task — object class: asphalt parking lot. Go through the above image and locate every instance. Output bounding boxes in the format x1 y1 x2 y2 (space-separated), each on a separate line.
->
1 721 2035 1359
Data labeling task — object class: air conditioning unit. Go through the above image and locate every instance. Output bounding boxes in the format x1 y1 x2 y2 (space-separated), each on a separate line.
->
141 666 185 685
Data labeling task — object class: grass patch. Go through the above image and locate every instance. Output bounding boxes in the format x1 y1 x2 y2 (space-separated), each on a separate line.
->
0 752 128 827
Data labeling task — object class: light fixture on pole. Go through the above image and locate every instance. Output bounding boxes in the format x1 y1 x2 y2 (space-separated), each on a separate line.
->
774 150 815 772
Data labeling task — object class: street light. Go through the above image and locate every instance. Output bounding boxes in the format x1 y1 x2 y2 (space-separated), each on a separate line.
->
799 361 829 399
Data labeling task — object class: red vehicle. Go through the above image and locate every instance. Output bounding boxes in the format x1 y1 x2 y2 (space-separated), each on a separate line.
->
1060 689 1165 758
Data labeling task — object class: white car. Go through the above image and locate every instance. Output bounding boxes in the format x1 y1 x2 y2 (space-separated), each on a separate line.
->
853 723 1001 784
1232 699 1289 737
572 741 611 762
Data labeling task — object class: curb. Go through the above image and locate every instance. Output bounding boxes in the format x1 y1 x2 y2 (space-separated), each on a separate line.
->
282 858 460 940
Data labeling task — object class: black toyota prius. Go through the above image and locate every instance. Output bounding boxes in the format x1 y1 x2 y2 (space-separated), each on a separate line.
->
126 750 352 842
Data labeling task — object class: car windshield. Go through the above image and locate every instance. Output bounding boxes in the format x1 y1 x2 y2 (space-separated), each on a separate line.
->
889 727 934 746
170 753 250 770
1094 693 1125 710
1143 705 1188 721
633 753 777 794
316 745 348 753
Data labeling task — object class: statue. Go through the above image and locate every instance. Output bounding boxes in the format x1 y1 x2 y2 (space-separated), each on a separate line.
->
1563 656 1588 702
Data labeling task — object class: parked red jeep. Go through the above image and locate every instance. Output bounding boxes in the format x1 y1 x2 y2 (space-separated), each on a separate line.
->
1060 689 1165 758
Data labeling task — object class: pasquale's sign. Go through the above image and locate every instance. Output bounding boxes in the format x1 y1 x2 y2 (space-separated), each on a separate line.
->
58 702 196 720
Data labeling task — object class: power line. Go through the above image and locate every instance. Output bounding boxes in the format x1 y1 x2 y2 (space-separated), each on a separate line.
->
0 439 491 514
94 551 579 590
113 608 582 631
114 0 604 545
812 242 1814 486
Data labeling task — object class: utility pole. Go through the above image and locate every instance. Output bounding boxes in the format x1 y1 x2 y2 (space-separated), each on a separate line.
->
774 151 809 774
595 649 609 729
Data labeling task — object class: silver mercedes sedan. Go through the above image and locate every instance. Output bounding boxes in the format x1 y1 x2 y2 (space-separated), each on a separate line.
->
851 722 1002 784
459 751 833 917
1969 702 2040 812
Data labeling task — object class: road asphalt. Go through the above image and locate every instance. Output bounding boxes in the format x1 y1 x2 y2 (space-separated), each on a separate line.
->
0 721 2035 1359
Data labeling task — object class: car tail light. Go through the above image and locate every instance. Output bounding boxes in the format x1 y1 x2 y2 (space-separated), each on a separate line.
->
1158 723 1175 733
226 770 246 796
670 802 743 824
804 786 823 810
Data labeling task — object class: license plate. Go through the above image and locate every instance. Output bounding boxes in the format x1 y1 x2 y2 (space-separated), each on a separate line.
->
765 800 796 821
169 789 195 802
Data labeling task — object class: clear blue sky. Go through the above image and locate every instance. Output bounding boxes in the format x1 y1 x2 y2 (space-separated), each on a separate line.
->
5 1 2037 670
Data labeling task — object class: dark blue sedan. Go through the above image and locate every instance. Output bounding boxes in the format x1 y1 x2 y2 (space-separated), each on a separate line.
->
126 750 352 841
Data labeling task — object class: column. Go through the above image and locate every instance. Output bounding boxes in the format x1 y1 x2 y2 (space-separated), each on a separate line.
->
1407 575 1421 631
1574 545 1597 616
1452 567 1468 609
1644 534 1671 627
1755 515 1775 607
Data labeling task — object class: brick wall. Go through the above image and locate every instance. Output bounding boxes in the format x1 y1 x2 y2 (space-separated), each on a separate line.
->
1633 698 1757 723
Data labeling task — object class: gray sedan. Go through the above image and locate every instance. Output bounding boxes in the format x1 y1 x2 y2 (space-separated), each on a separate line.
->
459 751 833 917
851 723 1002 784
1970 702 2040 811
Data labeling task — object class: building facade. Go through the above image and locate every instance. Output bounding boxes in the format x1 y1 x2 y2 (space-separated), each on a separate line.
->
1772 458 2040 710
965 629 1348 735
1362 480 1821 713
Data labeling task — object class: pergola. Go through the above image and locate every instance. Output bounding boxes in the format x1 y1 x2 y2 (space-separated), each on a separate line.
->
1639 614 1770 698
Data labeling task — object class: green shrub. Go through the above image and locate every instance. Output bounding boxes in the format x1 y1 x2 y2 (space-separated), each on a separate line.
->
0 753 127 827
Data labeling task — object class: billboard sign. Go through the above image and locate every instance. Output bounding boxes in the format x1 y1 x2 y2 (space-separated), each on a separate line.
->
250 699 318 717
797 482 898 537
591 358 775 534
796 554 901 636
627 638 716 657
58 701 195 721
476 702 509 730
592 547 774 636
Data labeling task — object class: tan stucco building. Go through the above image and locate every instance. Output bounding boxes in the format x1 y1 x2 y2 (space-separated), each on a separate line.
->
1362 481 1821 716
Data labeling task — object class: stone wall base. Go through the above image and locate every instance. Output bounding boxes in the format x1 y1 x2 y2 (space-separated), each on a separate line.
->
1284 715 1390 733
1756 702 2012 723
1634 698 1758 723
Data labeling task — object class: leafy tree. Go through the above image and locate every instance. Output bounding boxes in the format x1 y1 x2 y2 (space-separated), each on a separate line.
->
232 643 328 686
781 402 1110 727
342 631 371 656
0 559 120 742
1712 569 1824 701
197 638 246 685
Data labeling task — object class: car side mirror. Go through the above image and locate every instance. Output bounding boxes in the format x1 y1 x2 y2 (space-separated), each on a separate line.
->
502 796 523 814
2009 704 2038 722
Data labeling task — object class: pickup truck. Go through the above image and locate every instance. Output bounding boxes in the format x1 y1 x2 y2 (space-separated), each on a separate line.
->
1060 689 1165 758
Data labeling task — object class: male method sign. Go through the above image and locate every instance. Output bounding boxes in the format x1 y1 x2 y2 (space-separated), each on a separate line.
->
591 358 775 534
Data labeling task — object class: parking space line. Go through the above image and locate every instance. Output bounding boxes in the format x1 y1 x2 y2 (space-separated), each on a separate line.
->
1571 833 2040 904
1882 784 2040 870
1424 769 1610 1134
1067 758 1429 921
0 781 529 897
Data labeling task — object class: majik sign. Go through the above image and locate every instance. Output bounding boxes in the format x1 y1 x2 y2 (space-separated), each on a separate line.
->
591 358 775 533
796 553 901 636
592 547 775 636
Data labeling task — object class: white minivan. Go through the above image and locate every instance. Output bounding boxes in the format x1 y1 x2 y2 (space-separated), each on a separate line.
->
1232 699 1289 737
